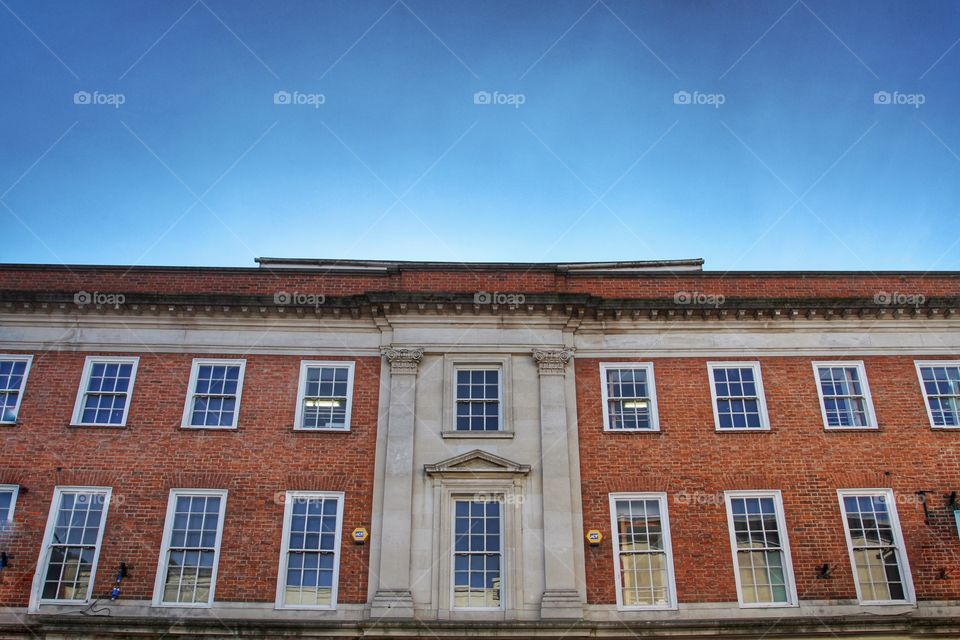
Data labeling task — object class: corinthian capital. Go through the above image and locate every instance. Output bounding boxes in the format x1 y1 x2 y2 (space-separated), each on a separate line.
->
382 346 424 374
532 348 574 376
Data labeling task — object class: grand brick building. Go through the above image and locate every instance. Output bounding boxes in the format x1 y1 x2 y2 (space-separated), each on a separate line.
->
0 257 958 638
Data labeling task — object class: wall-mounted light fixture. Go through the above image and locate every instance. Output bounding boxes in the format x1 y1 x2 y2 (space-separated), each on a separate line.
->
110 563 128 600
816 563 831 579
0 552 8 570
916 491 931 523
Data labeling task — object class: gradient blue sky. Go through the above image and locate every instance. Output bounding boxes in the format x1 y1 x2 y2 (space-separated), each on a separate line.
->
1 0 958 270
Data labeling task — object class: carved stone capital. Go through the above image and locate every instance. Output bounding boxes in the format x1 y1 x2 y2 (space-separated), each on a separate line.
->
532 348 574 376
382 347 423 374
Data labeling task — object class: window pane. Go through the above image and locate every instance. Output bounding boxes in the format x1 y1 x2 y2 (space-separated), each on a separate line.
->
162 493 224 604
728 496 791 605
841 492 908 603
818 366 871 427
614 498 672 608
713 367 764 429
40 491 108 602
283 496 341 607
454 369 502 431
605 367 654 430
0 359 27 423
0 490 13 523
920 366 960 426
189 364 241 427
79 360 134 425
300 366 350 429
453 500 502 609
620 552 669 606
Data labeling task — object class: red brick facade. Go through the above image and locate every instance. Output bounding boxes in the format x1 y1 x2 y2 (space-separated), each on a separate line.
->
0 351 380 607
576 356 960 605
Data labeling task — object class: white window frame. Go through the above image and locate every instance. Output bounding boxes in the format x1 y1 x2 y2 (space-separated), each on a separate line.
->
915 360 960 429
70 356 139 427
450 496 506 611
707 362 770 431
812 361 878 430
274 491 344 610
181 359 246 430
293 361 355 431
0 354 33 425
441 356 514 437
152 488 228 608
608 492 678 611
600 363 660 432
723 490 798 608
0 484 20 524
836 488 915 605
452 364 504 432
430 476 523 615
29 486 112 611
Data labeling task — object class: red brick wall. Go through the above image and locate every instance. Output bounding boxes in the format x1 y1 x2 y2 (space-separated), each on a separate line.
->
0 350 380 607
576 356 960 605
1 265 958 299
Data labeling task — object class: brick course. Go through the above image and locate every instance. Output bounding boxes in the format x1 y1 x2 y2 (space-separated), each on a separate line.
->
1 265 959 299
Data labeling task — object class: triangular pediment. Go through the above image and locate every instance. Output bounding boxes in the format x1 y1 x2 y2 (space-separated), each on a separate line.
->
424 449 530 476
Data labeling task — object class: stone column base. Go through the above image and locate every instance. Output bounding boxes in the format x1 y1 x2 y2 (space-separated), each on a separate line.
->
539 589 583 619
370 589 415 619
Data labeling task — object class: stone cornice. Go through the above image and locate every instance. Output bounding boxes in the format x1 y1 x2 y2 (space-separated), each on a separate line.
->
1 290 958 323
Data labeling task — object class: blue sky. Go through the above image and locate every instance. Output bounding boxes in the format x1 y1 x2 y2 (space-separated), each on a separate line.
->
1 0 958 270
